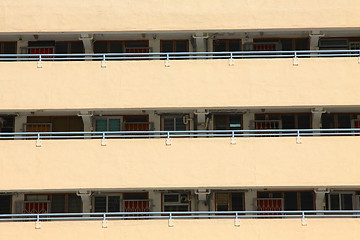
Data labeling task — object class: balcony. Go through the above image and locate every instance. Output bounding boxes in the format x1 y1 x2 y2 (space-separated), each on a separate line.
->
0 0 359 32
1 129 360 191
0 50 359 111
0 211 359 240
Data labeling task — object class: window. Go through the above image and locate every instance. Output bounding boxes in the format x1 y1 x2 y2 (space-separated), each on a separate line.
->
123 193 150 212
213 39 241 52
55 41 84 54
94 195 121 212
0 42 16 54
163 192 190 212
95 117 122 131
254 113 311 130
28 41 55 55
213 114 242 130
26 116 84 132
322 113 360 129
257 191 314 211
215 192 244 211
162 115 188 131
252 38 309 51
94 41 149 53
161 40 189 52
326 193 355 210
51 194 82 213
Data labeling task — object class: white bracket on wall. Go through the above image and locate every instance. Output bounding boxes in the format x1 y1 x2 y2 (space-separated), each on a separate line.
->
102 220 108 228
229 58 234 66
101 138 107 146
35 221 41 229
358 56 360 64
101 60 107 68
168 218 174 227
234 218 240 227
293 57 299 66
37 61 42 68
301 217 307 226
166 138 172 146
36 139 42 147
230 137 236 145
165 60 170 67
296 136 302 144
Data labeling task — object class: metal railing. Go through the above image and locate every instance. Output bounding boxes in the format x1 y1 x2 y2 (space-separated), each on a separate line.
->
0 49 359 62
0 128 359 140
0 210 359 222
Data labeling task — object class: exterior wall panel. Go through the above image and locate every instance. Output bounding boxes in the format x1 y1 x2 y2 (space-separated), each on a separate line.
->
0 58 359 110
1 136 359 191
0 0 359 32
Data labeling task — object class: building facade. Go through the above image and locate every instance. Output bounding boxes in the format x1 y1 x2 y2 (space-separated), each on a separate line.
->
0 0 360 239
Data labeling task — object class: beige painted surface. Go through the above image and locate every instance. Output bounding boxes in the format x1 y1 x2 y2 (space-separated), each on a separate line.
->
1 136 360 191
0 57 360 110
1 219 360 240
0 0 359 32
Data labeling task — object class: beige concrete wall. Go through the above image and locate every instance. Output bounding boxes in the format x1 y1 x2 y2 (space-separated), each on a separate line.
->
1 136 360 191
0 57 360 111
1 219 360 240
0 0 359 33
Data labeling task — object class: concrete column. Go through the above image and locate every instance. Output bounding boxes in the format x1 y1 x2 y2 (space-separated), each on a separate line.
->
309 31 324 50
17 40 28 54
149 190 162 212
78 111 93 131
79 34 94 54
315 192 326 211
14 114 28 132
194 110 210 130
149 37 160 53
244 189 257 211
243 112 255 130
12 193 25 214
312 108 325 129
148 111 160 131
193 33 208 52
77 193 92 213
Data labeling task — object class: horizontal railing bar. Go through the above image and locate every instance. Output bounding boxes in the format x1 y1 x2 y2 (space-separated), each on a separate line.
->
0 128 360 140
0 210 360 222
0 49 358 62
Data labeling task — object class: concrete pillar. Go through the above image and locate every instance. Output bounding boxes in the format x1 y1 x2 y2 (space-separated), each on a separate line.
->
315 192 326 211
12 193 25 214
17 40 28 54
309 31 324 50
148 190 162 212
312 108 325 129
193 33 208 52
243 112 255 130
79 34 94 54
14 114 27 132
148 111 160 131
77 191 92 213
149 37 160 53
244 189 257 211
195 110 210 130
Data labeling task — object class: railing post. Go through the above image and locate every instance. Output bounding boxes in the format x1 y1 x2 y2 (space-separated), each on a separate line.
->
36 133 42 147
168 213 174 227
165 53 170 67
229 52 234 66
37 55 43 68
101 132 107 146
293 51 299 66
230 130 236 144
101 54 107 68
35 214 41 229
234 212 240 226
301 211 307 226
102 213 108 228
166 131 172 145
296 130 302 144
